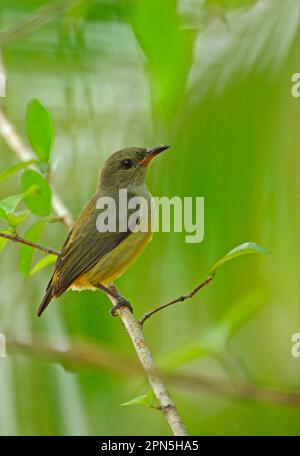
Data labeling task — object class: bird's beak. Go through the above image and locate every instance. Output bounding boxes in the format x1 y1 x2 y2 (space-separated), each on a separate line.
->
139 145 171 166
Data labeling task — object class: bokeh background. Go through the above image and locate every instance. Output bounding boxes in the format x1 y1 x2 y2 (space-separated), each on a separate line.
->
0 0 299 436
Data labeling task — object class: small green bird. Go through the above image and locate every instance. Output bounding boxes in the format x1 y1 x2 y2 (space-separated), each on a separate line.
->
38 145 170 317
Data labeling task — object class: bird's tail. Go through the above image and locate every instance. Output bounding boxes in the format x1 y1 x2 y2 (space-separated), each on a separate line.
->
37 282 54 317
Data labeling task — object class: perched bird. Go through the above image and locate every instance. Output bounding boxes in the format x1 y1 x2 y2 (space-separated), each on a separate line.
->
38 145 170 317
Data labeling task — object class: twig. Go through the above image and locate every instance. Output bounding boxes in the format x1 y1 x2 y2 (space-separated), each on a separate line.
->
7 337 300 409
117 307 188 435
0 231 60 256
139 275 214 325
0 108 74 229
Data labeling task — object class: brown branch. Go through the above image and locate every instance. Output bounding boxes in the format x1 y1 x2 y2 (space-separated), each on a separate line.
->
6 337 300 409
0 231 60 256
139 275 214 325
107 296 188 436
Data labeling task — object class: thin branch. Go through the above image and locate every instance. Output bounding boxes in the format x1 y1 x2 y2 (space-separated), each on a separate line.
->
7 337 300 409
109 298 188 436
139 275 214 325
0 231 59 256
0 107 74 229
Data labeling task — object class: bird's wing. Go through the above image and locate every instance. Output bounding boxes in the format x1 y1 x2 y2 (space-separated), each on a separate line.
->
51 193 133 296
52 231 130 296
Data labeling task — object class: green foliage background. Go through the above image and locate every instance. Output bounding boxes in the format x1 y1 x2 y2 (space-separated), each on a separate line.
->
0 0 299 435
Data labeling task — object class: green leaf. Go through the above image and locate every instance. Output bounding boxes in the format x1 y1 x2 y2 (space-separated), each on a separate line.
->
21 170 52 217
0 160 38 185
30 254 56 276
209 242 270 276
0 195 27 229
0 194 23 213
0 230 10 253
5 211 29 229
26 98 54 162
121 391 155 408
19 221 46 277
132 0 195 118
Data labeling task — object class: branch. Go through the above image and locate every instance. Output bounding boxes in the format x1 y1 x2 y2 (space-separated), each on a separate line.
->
0 108 74 229
118 307 187 435
0 231 59 256
139 275 214 325
7 337 300 409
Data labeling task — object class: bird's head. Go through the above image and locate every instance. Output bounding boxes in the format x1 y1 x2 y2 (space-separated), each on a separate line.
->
98 145 170 191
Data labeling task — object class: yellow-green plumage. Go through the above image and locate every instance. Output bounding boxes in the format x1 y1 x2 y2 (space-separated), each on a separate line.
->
38 146 168 316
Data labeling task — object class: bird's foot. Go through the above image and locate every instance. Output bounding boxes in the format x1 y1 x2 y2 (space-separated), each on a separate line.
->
110 297 133 317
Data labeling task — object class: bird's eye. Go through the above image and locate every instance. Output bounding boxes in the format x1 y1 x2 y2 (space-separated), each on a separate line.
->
121 159 133 169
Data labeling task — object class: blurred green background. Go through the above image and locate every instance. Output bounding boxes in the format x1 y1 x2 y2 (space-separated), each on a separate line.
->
0 0 299 436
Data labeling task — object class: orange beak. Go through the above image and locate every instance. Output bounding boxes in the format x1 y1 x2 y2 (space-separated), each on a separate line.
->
139 145 170 166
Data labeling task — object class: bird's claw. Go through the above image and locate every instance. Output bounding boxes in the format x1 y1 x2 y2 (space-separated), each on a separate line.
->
110 297 133 317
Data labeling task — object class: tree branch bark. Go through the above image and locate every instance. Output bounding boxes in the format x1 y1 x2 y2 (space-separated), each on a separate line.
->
117 306 187 435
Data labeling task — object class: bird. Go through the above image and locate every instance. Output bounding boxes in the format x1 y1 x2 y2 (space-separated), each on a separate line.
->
37 145 170 317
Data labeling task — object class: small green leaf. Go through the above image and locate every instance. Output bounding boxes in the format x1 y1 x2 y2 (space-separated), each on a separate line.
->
121 391 156 408
0 195 26 229
26 98 54 162
209 242 270 276
19 221 46 277
21 170 51 217
0 160 38 185
0 207 8 222
30 254 56 276
0 230 10 253
0 194 23 213
5 211 29 229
